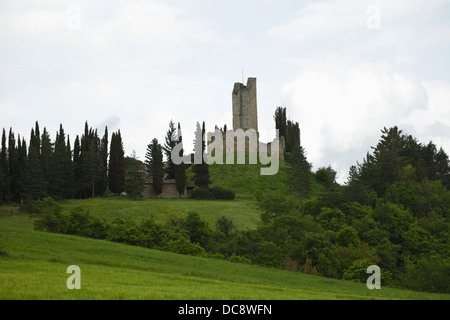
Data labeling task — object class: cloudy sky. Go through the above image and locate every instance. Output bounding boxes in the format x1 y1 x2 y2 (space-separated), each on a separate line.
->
1 0 450 183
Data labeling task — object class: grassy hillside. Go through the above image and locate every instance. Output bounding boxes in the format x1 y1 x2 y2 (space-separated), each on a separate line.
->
188 156 322 202
58 197 261 230
1 208 448 300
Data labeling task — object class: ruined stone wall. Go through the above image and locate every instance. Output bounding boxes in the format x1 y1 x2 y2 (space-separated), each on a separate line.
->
232 77 258 132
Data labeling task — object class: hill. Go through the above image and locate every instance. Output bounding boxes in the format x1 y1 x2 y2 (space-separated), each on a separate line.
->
1 207 448 300
187 155 323 202
59 197 261 230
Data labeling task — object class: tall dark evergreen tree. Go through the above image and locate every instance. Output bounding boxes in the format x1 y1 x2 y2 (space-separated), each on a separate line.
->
73 135 81 198
65 135 75 197
163 120 177 180
108 130 125 195
274 106 287 139
80 122 101 198
173 122 186 197
435 147 450 189
285 120 300 153
16 135 28 201
8 128 19 202
40 127 52 188
33 121 41 154
48 124 72 199
124 151 145 198
192 122 210 188
286 145 313 209
17 127 47 202
145 138 164 197
98 127 109 196
0 129 9 203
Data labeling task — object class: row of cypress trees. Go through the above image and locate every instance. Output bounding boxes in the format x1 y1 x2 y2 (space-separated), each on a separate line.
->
0 121 125 203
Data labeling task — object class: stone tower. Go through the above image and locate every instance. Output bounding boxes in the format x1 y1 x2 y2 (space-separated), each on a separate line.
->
232 77 258 132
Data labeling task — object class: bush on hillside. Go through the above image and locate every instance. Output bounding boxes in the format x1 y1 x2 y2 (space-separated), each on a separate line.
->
191 187 214 200
210 186 235 200
164 236 207 257
191 186 235 200
20 197 62 215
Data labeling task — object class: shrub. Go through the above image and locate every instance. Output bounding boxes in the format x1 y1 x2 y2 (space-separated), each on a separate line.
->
252 241 283 268
215 216 236 236
21 197 62 215
210 186 235 200
107 217 145 246
65 207 109 239
228 253 251 264
255 192 297 222
32 200 66 234
343 258 376 283
191 187 214 200
139 216 164 248
183 212 211 247
165 236 207 257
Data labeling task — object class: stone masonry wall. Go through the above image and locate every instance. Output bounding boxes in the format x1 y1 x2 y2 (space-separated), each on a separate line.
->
232 77 258 132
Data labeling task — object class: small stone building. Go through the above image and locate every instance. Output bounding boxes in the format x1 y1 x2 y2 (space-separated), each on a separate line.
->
143 179 188 198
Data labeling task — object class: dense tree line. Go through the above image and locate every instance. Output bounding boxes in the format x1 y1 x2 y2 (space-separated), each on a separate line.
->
274 106 300 153
0 119 200 203
0 121 125 202
278 126 449 293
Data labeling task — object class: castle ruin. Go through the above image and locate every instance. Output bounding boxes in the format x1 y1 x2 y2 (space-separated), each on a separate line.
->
228 77 284 160
232 77 258 132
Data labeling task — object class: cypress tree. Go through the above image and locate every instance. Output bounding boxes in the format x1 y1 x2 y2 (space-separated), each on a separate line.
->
285 120 300 153
145 138 164 197
286 145 313 209
48 124 72 199
108 131 125 195
274 106 287 139
8 128 19 202
65 135 75 198
16 135 27 201
124 151 145 198
174 122 186 197
0 129 9 203
40 127 52 188
33 121 41 153
17 127 47 202
193 122 210 188
163 120 177 179
0 156 3 204
79 122 102 198
73 135 81 198
98 126 108 196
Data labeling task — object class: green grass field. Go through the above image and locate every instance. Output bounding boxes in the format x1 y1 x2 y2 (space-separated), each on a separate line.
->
58 197 261 230
1 202 449 300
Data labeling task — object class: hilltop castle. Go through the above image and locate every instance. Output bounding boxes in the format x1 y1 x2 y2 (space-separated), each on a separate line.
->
232 77 258 132
227 77 285 159
145 77 284 198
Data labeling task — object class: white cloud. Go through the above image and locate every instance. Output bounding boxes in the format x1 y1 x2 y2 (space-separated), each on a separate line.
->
0 103 28 121
267 0 450 57
401 80 450 152
282 60 429 182
268 0 450 182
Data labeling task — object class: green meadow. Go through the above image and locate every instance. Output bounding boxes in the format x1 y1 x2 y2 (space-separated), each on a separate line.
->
1 201 449 300
58 197 261 230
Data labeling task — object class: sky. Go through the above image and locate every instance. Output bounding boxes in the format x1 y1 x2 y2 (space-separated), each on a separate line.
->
1 0 450 183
